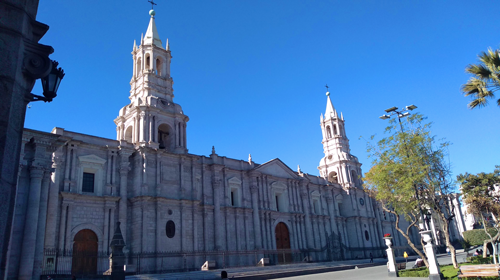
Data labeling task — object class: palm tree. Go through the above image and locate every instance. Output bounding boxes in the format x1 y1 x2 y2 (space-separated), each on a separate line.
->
462 48 500 109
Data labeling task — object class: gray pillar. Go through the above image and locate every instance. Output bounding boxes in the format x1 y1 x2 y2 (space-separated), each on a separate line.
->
58 204 68 250
250 185 262 249
213 179 222 250
33 171 52 279
18 167 44 280
118 151 130 244
45 154 63 248
300 190 314 249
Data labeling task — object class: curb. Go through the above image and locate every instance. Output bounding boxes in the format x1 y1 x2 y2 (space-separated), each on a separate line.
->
232 262 387 280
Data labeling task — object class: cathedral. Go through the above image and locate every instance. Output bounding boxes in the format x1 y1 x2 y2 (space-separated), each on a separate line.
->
6 9 425 280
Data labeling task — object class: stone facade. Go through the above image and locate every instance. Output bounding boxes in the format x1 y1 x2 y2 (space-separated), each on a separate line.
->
7 10 431 280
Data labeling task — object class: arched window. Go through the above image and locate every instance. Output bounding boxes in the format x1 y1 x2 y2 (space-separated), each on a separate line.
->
326 126 332 138
156 58 162 76
166 220 175 238
328 171 338 183
125 126 133 143
333 125 338 135
145 54 151 70
158 123 171 150
351 170 358 187
365 230 370 241
136 57 142 77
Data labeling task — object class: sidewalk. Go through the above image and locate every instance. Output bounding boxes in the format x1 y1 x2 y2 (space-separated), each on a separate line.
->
126 256 406 280
125 252 465 280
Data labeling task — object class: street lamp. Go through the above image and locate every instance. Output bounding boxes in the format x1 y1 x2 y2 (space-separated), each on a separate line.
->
379 104 430 231
30 60 65 102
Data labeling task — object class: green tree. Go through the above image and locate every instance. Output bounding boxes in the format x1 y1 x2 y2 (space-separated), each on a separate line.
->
458 167 500 263
364 114 459 268
462 48 500 109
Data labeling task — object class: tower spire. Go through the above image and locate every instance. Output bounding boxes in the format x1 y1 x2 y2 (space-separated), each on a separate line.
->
144 9 163 48
325 91 337 119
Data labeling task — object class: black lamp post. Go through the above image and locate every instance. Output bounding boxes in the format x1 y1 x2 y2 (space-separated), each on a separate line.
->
30 60 65 102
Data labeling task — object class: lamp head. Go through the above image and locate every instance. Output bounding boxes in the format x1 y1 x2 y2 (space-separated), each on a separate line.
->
379 115 390 120
41 60 65 102
398 112 410 118
384 107 398 113
406 104 417 111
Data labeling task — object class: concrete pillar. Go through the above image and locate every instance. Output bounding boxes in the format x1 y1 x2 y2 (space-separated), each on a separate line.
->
45 153 63 248
33 171 52 279
421 230 442 280
384 237 398 277
250 184 262 249
18 166 44 280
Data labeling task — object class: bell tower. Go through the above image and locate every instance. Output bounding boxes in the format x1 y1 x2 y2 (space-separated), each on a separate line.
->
114 9 188 153
318 91 362 189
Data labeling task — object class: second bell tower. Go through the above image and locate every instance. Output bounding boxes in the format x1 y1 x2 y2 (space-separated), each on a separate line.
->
114 9 188 153
318 91 362 189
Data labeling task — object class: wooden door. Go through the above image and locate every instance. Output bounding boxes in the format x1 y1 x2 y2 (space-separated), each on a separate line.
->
275 222 291 263
72 229 98 275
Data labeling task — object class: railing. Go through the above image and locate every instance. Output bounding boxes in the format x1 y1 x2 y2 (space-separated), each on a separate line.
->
41 243 420 277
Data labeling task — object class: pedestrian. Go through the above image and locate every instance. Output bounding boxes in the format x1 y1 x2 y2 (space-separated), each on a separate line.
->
369 252 373 263
446 247 450 255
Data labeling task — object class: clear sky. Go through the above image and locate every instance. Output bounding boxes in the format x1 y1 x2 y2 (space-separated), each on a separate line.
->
28 0 500 184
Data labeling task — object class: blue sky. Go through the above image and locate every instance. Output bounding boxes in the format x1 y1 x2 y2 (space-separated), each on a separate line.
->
28 1 500 184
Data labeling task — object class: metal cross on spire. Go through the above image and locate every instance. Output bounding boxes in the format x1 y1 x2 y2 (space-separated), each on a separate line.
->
148 0 157 10
325 84 329 91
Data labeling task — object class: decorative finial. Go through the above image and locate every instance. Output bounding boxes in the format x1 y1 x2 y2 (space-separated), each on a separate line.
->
148 0 157 13
298 165 301 172
149 9 156 17
248 154 252 163
141 33 144 44
133 40 137 50
325 84 330 96
166 38 170 51
211 146 216 155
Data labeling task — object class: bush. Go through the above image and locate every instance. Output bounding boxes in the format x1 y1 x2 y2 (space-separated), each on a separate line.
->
398 267 429 277
467 256 493 264
463 228 498 246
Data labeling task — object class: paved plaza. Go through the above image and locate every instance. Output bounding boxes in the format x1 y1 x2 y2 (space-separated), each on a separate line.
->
125 251 467 280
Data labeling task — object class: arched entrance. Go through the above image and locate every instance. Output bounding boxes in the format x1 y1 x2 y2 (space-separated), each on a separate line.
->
72 229 98 275
275 222 291 263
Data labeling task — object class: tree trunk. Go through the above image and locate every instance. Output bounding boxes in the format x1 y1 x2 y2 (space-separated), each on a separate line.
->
392 213 429 267
440 215 458 268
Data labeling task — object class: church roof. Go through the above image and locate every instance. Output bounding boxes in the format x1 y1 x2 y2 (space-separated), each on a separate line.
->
144 10 163 48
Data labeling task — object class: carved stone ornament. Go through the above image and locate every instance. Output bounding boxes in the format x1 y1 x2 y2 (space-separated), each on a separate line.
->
23 39 54 79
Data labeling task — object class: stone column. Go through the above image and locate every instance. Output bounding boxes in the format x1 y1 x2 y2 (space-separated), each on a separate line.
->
45 152 63 248
139 112 146 143
63 146 71 191
421 230 442 280
300 189 314 249
64 203 74 251
213 178 222 250
250 184 261 249
18 166 45 280
118 150 131 244
384 237 398 277
33 171 52 279
58 203 68 250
